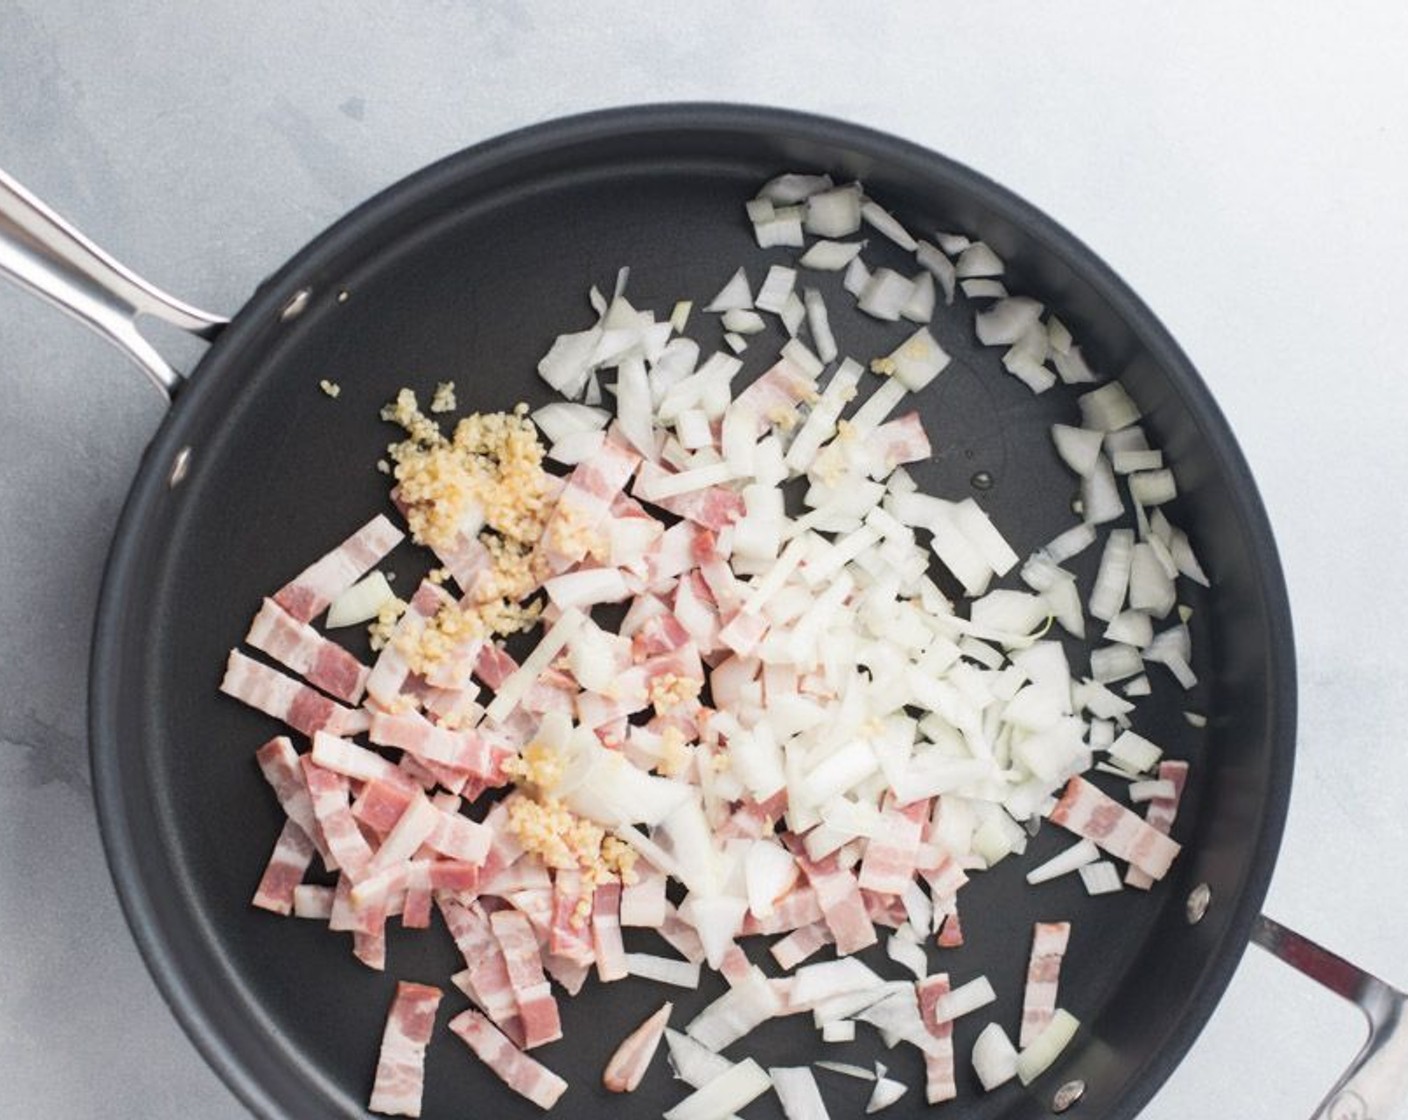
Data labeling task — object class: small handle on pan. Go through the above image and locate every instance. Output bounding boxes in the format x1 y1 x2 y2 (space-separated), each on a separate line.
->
1254 914 1408 1119
0 168 227 399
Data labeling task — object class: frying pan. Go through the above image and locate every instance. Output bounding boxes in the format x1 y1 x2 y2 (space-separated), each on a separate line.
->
1 104 1403 1120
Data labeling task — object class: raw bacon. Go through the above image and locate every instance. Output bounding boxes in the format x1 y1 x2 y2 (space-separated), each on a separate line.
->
245 598 370 704
220 650 363 737
1048 776 1182 881
1020 921 1071 1048
252 818 315 915
448 1009 568 1111
273 513 403 623
368 981 442 1118
917 973 957 1104
490 909 563 1049
1125 760 1189 889
787 841 877 955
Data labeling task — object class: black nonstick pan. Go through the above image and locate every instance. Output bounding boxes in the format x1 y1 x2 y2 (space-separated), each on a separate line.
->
2 104 1403 1120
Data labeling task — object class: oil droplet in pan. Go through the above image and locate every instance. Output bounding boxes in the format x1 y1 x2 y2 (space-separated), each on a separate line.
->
970 470 994 491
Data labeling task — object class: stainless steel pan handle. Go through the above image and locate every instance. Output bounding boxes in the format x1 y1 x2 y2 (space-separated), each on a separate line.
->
1255 914 1408 1119
0 168 227 398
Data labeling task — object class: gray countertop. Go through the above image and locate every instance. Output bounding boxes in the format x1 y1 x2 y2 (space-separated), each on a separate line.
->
2 2 1406 1117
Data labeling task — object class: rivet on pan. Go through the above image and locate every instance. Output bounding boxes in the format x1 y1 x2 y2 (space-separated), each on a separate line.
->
280 288 312 321
1052 1079 1086 1113
1186 882 1212 925
168 445 192 488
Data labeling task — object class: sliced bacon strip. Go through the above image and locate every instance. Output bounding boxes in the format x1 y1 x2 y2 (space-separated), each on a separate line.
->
245 598 370 704
633 463 746 532
301 759 374 880
254 736 336 870
368 981 443 1117
354 778 418 836
312 730 412 786
365 792 440 876
448 1009 568 1111
786 840 877 955
538 440 641 573
857 796 930 896
1126 759 1190 889
549 869 595 965
769 921 834 971
936 902 965 948
490 909 563 1049
474 643 518 690
1020 921 1072 1048
1048 776 1182 880
353 929 387 972
603 1002 672 1093
917 973 957 1104
438 897 526 1047
591 880 628 982
739 885 824 936
365 580 455 707
221 650 363 737
252 818 315 915
402 862 434 929
368 709 501 779
273 513 403 623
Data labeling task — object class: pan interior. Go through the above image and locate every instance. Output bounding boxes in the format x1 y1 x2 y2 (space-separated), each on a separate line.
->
92 107 1293 1120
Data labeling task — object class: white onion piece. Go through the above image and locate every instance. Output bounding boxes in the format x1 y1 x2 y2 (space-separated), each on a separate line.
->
972 1022 1020 1091
666 1028 734 1089
1112 448 1163 474
546 429 608 464
770 1067 831 1120
1053 345 1098 384
1103 610 1153 649
756 266 798 315
325 571 394 628
670 299 692 333
707 268 753 312
975 296 1044 346
754 215 805 249
675 408 713 451
1166 522 1210 586
721 309 765 335
1107 730 1162 774
791 959 885 1007
843 256 871 297
1089 529 1135 622
954 241 1004 278
1129 778 1175 803
1081 455 1124 525
900 272 936 323
544 568 631 611
787 359 860 471
1090 644 1144 684
1016 1009 1080 1084
782 292 807 338
804 185 863 237
685 967 780 1051
1051 424 1104 478
860 199 918 250
934 976 997 1023
961 278 1007 299
625 952 703 988
760 173 834 204
1024 838 1100 884
821 1021 855 1043
803 289 837 363
1044 521 1098 563
664 1058 772 1120
1078 862 1122 896
531 400 610 443
483 609 584 723
1128 542 1176 617
640 462 740 501
914 240 957 304
537 327 601 399
865 1076 908 1114
1185 711 1208 728
724 332 747 354
678 894 748 971
885 327 951 392
857 269 915 321
1129 468 1177 506
616 356 656 459
1046 316 1073 354
885 932 928 981
848 377 910 435
797 237 864 270
742 839 796 917
1123 674 1152 697
935 230 970 255
1078 382 1141 432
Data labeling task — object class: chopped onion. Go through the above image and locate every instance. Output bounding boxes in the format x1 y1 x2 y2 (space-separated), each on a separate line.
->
666 1028 733 1089
760 173 835 204
804 185 863 237
914 240 957 304
885 931 928 981
865 1076 908 1114
1089 529 1135 622
326 571 395 628
972 1022 1020 1091
975 296 1044 346
885 327 951 392
1053 345 1098 384
1129 778 1175 803
721 309 766 335
900 272 936 323
934 976 997 1023
1078 382 1141 432
1051 424 1104 478
1016 1009 1079 1084
857 269 915 321
961 278 1007 299
804 289 837 363
531 400 610 444
724 332 747 354
815 1061 876 1081
1112 448 1164 474
860 199 917 250
1078 862 1122 896
770 1067 831 1120
1081 455 1124 525
756 266 798 315
954 242 1004 278
1107 730 1162 774
1128 542 1176 617
625 952 703 989
1044 521 1098 563
1024 838 1100 885
707 268 753 312
842 256 871 298
821 1021 855 1043
1129 468 1177 506
799 239 865 271
664 1057 773 1120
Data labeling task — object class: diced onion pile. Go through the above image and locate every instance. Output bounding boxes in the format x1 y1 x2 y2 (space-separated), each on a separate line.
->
219 170 1207 1118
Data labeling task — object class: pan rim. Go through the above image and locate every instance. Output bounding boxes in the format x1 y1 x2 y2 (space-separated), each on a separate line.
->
88 101 1296 1119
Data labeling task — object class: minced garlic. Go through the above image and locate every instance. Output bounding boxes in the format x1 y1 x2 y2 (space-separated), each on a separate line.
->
656 725 693 778
319 378 342 398
870 356 898 377
648 673 702 715
430 380 457 413
393 598 540 676
367 596 407 651
506 794 639 904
